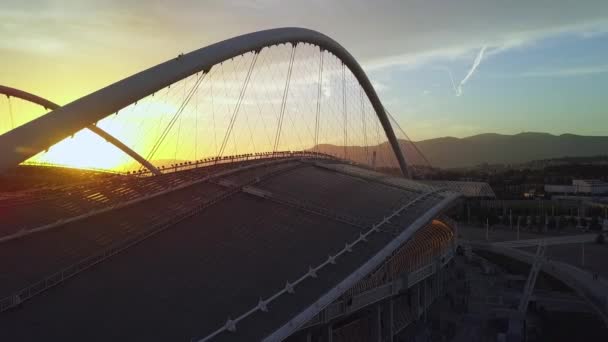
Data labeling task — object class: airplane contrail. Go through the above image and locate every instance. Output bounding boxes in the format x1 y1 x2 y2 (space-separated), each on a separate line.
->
457 46 487 96
446 68 458 95
435 66 458 95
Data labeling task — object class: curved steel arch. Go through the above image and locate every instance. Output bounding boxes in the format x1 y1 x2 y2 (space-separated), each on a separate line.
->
0 27 410 176
0 85 161 175
0 85 58 111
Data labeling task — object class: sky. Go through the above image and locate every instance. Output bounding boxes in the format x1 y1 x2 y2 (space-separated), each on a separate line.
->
1 0 608 144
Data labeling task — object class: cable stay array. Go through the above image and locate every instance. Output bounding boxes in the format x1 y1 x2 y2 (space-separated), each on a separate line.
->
1 38 421 177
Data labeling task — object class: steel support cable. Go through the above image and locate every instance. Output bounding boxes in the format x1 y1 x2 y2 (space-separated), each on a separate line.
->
210 81 218 156
284 97 306 152
220 53 248 158
302 50 321 146
229 57 245 156
293 48 319 145
342 63 348 159
250 51 275 151
345 74 363 158
1 86 161 175
110 93 149 166
148 77 190 163
151 87 173 160
373 108 383 167
218 52 260 157
194 77 199 160
174 79 188 161
273 44 297 153
385 109 432 168
118 88 161 169
146 71 207 163
293 55 319 151
361 88 369 164
146 75 198 165
282 48 309 152
7 96 15 130
242 100 258 155
253 79 274 151
0 28 411 177
104 110 134 173
239 58 262 155
315 49 324 151
322 56 346 156
232 124 238 156
177 75 200 160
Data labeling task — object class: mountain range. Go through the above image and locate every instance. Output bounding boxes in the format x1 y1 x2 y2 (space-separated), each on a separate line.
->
314 132 608 169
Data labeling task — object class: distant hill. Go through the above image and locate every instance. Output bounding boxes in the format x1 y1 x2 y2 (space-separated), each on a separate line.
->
314 132 608 169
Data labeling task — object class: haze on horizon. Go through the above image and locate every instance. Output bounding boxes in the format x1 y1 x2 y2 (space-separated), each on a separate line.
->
1 0 608 170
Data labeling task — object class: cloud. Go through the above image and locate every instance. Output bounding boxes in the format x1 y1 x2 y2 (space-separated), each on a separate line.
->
457 46 487 96
2 0 608 106
371 80 389 93
4 0 608 66
518 64 608 78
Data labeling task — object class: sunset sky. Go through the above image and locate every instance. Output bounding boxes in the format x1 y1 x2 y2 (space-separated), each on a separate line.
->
2 1 608 169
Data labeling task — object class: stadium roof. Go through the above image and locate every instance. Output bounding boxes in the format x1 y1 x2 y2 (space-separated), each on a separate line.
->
420 180 496 198
0 158 458 341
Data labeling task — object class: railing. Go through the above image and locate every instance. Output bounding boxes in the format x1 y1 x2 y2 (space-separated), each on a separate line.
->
493 234 596 248
135 151 337 177
0 158 308 313
196 189 449 341
20 160 123 175
406 263 436 288
299 246 455 331
344 219 455 297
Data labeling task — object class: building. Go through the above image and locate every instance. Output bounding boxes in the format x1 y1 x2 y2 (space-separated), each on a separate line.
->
545 179 608 196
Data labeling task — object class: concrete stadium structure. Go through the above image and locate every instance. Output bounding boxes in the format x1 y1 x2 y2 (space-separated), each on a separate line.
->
0 28 463 341
3 27 606 341
0 157 460 341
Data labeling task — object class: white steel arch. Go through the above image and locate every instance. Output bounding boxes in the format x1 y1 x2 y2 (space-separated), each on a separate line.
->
0 85 161 175
0 27 409 176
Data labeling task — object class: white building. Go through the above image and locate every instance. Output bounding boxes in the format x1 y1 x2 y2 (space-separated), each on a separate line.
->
545 179 608 195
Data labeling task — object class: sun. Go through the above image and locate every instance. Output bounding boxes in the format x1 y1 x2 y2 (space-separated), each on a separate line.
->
30 129 129 171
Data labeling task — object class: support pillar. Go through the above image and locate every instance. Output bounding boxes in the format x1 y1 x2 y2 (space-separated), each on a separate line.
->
417 282 423 319
321 323 333 342
371 304 382 342
381 299 395 342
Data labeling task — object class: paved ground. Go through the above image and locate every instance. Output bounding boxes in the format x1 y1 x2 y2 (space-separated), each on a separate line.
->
460 224 608 280
458 224 593 243
413 253 608 341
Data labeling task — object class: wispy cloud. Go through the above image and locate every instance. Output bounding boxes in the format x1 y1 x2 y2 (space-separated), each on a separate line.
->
457 46 486 96
519 64 608 77
371 80 389 93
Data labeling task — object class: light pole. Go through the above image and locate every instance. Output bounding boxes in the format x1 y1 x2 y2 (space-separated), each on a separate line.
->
486 217 489 241
581 242 586 267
